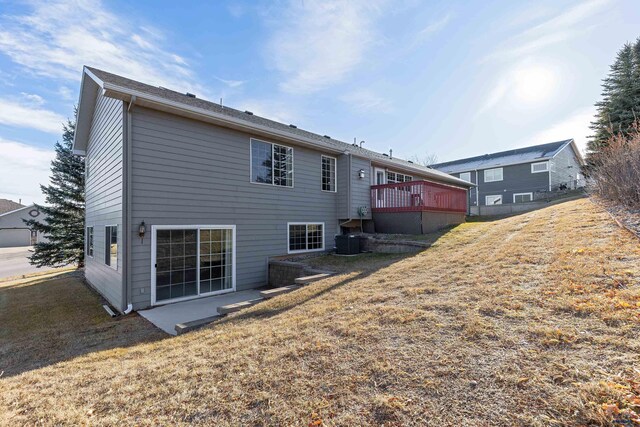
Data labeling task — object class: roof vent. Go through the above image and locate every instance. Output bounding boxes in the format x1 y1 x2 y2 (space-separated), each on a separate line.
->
186 93 196 98
289 124 297 128
382 153 389 157
408 160 414 164
245 110 254 115
323 135 331 139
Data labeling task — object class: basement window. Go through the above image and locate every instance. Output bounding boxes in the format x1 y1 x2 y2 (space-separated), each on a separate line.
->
288 223 324 253
105 225 118 269
250 138 293 187
485 195 502 205
513 193 533 203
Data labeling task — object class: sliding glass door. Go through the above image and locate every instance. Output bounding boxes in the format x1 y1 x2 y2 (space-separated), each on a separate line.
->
152 225 235 305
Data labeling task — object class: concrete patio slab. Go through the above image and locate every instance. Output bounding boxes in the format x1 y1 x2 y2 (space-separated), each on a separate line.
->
139 289 263 335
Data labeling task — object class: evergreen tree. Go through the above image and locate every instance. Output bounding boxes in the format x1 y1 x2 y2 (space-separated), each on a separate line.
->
588 38 640 153
25 115 85 267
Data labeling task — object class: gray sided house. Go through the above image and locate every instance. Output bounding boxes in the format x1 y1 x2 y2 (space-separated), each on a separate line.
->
73 67 473 313
431 140 585 210
0 202 47 248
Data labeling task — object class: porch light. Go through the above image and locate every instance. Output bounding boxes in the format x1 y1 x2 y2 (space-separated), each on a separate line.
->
139 220 146 243
358 169 365 179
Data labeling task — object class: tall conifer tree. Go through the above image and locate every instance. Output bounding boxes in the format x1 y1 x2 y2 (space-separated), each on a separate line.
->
25 115 85 267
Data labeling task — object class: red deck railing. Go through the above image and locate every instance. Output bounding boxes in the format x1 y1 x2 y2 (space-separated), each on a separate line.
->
370 180 468 213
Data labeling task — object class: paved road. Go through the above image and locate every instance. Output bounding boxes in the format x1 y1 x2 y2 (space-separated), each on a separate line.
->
0 247 59 280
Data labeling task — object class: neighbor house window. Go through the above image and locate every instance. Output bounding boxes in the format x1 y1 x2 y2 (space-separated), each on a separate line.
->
321 155 337 192
288 223 324 253
531 162 549 173
386 171 412 183
250 139 293 187
486 195 502 205
484 168 503 182
459 172 471 182
513 193 533 203
105 225 118 269
86 226 94 257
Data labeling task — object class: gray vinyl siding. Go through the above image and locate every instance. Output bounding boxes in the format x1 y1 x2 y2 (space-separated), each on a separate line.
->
451 171 478 206
129 107 339 309
550 145 581 189
84 91 124 309
350 156 372 219
477 163 549 205
336 154 349 219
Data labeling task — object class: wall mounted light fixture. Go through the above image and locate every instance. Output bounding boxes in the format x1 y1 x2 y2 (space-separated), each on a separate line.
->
358 169 365 179
139 220 146 244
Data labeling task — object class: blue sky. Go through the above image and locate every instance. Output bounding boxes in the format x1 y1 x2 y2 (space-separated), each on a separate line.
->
0 0 638 204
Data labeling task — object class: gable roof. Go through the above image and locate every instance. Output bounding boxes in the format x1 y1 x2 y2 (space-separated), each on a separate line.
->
431 140 584 174
0 199 25 215
73 66 473 188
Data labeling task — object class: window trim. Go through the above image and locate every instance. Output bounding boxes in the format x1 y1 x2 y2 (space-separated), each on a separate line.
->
485 195 503 205
150 224 237 306
320 155 337 193
104 225 118 270
531 161 549 173
459 171 471 182
386 170 413 184
86 226 94 258
513 192 533 203
484 167 503 183
249 138 294 188
287 222 325 254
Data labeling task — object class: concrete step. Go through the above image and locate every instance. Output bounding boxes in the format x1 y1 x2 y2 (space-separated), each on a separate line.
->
260 285 301 299
175 315 223 335
217 298 263 315
294 273 332 285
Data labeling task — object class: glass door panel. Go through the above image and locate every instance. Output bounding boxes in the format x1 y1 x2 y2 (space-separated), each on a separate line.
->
155 229 198 302
199 228 233 294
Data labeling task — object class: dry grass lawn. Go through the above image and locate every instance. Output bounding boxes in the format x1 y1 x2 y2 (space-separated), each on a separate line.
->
2 198 640 426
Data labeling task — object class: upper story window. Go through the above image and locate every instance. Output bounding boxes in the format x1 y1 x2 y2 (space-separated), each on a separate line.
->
105 225 118 269
459 172 471 182
484 167 503 182
531 161 549 173
86 226 94 257
387 171 412 183
250 139 293 187
321 155 337 192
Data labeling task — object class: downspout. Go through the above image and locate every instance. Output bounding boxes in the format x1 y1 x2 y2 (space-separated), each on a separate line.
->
122 95 136 315
338 153 354 230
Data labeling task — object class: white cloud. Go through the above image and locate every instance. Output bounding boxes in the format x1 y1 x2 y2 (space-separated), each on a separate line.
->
214 77 246 88
265 0 386 94
413 14 450 45
519 107 597 155
485 0 612 62
58 86 74 101
0 0 201 93
341 89 393 114
0 138 54 205
20 92 45 106
0 98 67 134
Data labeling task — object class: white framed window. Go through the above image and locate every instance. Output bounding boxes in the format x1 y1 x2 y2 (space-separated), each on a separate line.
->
485 195 502 205
386 171 412 183
321 155 337 192
459 172 471 182
86 226 94 257
250 138 293 187
105 225 118 269
287 222 324 254
484 168 503 182
531 162 549 173
513 192 533 203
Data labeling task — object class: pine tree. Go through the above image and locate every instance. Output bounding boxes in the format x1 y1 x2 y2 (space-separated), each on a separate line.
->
24 115 85 267
588 38 640 153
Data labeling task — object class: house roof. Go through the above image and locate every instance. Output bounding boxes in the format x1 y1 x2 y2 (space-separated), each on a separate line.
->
73 66 473 188
431 140 584 174
0 199 25 215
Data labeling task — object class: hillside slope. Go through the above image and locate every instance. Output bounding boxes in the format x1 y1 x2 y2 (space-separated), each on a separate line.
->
2 198 640 426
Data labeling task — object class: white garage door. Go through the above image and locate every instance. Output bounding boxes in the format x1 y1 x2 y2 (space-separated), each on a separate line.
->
0 229 31 248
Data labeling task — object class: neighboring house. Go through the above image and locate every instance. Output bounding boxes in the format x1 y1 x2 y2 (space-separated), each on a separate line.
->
72 67 474 313
431 140 585 209
0 202 47 247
